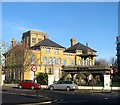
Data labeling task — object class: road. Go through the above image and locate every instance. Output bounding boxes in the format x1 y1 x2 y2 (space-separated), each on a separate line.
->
1 86 120 104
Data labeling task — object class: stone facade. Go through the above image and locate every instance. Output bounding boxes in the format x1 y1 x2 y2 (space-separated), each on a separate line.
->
4 30 97 82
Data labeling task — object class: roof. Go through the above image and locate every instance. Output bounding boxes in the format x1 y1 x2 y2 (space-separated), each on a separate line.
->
3 44 24 56
31 38 65 49
64 42 96 53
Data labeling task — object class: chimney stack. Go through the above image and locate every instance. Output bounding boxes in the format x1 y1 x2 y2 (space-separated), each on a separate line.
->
44 34 48 39
70 38 76 46
11 38 16 47
86 42 88 47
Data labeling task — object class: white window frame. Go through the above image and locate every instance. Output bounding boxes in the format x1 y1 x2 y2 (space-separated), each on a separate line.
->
55 49 59 54
58 58 61 64
44 57 47 63
46 48 50 54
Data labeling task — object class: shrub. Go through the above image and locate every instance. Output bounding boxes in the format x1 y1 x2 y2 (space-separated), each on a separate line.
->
36 73 48 85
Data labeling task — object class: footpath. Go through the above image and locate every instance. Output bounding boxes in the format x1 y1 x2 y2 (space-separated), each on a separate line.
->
2 84 120 92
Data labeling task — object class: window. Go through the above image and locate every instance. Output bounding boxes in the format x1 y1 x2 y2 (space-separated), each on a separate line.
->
82 60 84 66
26 37 29 45
44 57 47 63
31 55 35 64
85 60 88 66
46 48 50 54
63 60 66 65
38 38 42 42
71 61 75 65
58 58 61 64
90 60 92 66
32 38 36 43
49 57 52 64
55 49 59 54
53 58 56 64
79 60 81 65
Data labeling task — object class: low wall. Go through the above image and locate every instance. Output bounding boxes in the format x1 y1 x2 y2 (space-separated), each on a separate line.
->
2 84 120 90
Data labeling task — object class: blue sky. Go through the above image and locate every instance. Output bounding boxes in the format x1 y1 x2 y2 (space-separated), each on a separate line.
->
2 2 118 61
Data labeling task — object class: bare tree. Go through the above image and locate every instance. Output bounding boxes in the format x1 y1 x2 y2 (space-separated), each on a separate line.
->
95 58 109 66
4 43 39 82
110 57 117 66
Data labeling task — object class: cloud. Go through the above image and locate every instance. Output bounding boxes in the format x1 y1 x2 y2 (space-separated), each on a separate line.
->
17 26 44 32
3 22 44 32
17 26 29 31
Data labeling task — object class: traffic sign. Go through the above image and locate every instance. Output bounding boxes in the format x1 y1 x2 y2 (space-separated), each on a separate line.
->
31 65 37 72
110 68 113 75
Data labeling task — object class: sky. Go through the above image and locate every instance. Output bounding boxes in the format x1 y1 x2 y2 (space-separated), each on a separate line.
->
2 2 118 62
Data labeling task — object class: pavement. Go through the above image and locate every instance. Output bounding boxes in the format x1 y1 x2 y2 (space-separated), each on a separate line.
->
2 85 120 93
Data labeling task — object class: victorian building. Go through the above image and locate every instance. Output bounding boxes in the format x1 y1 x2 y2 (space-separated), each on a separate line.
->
4 30 97 82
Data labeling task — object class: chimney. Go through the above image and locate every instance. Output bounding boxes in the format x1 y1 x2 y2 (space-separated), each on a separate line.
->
44 34 48 39
70 38 76 46
86 42 88 47
11 38 16 47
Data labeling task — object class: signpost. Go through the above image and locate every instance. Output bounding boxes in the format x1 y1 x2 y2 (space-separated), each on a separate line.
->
31 65 38 96
31 65 37 82
31 65 37 72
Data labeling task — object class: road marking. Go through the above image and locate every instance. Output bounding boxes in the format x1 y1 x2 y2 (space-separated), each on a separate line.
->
18 101 52 105
104 97 108 100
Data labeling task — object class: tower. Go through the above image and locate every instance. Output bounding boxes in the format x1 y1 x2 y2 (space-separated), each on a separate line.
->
22 30 48 48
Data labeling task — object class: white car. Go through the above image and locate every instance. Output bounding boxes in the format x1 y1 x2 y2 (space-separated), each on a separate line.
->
48 80 78 91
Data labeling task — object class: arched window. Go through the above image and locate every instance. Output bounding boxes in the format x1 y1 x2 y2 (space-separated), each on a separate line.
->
49 57 52 64
31 55 35 64
58 58 61 64
78 60 81 65
63 60 67 65
71 61 75 66
53 58 56 64
90 60 92 66
85 60 88 66
44 57 47 63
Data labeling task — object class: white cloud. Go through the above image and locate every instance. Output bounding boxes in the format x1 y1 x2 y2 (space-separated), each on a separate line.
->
3 22 44 32
17 26 44 32
17 26 29 31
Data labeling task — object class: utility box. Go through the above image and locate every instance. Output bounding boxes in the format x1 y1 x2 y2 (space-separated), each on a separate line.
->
103 75 111 90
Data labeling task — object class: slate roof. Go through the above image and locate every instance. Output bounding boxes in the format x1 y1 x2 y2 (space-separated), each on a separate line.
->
31 38 65 49
64 42 96 53
3 44 23 56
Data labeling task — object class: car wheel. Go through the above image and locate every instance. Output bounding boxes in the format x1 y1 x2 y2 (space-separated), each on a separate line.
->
19 85 22 89
66 86 71 91
50 86 54 90
31 86 34 90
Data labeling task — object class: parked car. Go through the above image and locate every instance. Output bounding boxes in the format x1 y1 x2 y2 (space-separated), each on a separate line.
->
48 80 78 91
18 80 41 89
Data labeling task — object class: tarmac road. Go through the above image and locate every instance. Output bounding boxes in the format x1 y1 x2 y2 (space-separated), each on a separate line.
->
1 86 120 104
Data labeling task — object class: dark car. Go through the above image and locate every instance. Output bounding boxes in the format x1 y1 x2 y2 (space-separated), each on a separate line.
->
18 80 41 89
